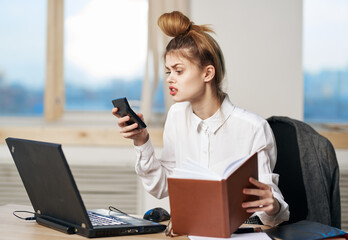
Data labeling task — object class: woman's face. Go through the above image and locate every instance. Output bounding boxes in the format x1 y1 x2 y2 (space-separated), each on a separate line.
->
165 52 207 103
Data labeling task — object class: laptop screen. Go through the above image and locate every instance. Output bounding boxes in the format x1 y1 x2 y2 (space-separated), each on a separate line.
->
6 137 92 228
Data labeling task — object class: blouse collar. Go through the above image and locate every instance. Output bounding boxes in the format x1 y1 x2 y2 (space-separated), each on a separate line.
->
190 95 235 134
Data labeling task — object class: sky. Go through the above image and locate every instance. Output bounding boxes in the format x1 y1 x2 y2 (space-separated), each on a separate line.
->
0 0 46 89
303 0 348 73
64 0 148 86
0 0 148 89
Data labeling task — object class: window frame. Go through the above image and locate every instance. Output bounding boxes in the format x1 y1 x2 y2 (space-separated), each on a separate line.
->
45 0 64 122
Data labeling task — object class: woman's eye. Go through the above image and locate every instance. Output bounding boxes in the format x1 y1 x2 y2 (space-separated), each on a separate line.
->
176 70 182 74
165 71 170 75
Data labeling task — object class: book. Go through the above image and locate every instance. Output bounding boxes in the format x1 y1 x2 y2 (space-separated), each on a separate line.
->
167 152 259 238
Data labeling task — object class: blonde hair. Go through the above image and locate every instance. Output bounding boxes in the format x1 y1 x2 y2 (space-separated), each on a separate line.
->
158 11 226 102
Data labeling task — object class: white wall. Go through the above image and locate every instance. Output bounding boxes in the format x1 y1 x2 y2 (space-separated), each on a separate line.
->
191 0 303 120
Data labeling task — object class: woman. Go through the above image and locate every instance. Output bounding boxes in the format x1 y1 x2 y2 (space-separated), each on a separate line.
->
112 11 289 226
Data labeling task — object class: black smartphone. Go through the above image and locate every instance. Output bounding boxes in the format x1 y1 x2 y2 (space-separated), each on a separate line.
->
112 97 147 129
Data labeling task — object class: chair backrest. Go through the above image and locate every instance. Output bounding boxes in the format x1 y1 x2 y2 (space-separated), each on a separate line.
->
267 116 341 228
267 117 308 224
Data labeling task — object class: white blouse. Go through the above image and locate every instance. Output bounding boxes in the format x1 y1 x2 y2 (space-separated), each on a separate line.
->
134 95 289 226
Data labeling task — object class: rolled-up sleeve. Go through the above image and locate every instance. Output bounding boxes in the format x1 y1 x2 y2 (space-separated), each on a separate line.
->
134 108 177 199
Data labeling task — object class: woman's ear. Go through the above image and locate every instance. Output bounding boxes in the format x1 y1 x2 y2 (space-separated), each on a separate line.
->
203 65 215 83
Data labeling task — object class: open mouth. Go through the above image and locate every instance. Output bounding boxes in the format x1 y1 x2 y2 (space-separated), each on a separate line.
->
169 87 177 96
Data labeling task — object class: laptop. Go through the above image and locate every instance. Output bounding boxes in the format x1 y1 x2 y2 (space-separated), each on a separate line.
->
5 137 166 238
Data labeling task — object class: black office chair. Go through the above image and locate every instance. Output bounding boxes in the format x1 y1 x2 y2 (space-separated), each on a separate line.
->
267 116 341 228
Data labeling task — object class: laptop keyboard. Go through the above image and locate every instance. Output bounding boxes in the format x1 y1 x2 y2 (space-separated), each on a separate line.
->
88 211 127 227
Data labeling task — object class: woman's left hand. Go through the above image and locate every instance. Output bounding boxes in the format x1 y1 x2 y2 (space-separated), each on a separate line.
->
241 177 280 216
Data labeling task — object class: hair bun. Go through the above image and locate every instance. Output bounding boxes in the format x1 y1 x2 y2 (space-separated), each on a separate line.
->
158 11 192 37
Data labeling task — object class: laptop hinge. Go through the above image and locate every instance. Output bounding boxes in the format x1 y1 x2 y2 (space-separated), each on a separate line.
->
36 215 76 234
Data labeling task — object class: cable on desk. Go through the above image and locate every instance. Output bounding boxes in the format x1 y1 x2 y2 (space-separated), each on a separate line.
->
13 210 36 221
108 206 128 216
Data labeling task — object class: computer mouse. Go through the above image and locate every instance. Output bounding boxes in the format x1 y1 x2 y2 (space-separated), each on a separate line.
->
143 207 171 222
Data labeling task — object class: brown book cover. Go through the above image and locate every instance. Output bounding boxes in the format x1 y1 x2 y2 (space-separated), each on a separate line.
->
167 153 258 238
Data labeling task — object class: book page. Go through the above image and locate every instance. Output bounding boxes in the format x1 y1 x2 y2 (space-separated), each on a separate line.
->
170 152 257 181
170 158 220 180
222 153 254 179
220 146 266 178
189 232 272 240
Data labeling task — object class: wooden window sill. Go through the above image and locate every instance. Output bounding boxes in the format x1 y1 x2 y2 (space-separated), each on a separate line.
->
0 114 164 147
0 116 347 149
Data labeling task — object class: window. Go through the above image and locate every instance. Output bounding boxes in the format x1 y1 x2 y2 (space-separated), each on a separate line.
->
0 1 46 116
64 0 149 112
303 0 348 123
0 0 166 118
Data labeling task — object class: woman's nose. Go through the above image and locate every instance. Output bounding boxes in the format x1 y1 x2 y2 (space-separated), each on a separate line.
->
166 73 174 83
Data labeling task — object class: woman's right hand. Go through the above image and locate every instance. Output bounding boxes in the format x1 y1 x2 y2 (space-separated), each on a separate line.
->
112 107 149 146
